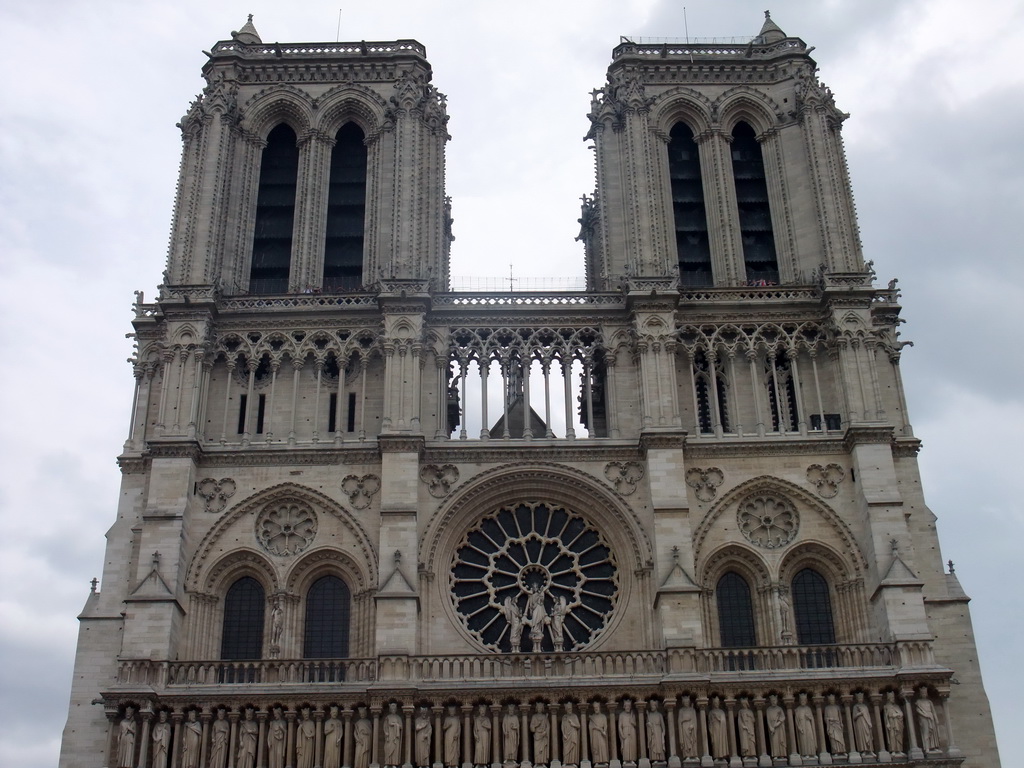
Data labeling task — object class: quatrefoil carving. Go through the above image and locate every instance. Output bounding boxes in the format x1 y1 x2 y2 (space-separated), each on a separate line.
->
807 464 845 498
341 474 381 509
604 461 645 495
196 477 236 513
685 467 724 502
420 464 460 498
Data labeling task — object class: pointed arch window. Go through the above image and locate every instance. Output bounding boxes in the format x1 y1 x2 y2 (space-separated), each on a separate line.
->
693 350 729 434
221 576 265 660
731 122 779 285
668 123 712 287
716 571 757 647
792 568 836 644
303 575 352 658
324 123 367 292
250 124 299 294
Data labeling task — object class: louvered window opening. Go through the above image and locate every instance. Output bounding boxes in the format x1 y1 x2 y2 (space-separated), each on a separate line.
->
250 125 299 294
324 123 367 292
668 123 712 287
731 122 779 285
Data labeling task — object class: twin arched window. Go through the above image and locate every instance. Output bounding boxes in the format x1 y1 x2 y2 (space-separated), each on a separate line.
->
715 567 835 647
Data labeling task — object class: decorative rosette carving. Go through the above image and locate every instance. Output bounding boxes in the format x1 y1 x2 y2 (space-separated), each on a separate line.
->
685 467 724 502
737 493 799 549
420 464 460 498
196 477 237 513
255 501 317 556
341 474 381 510
604 461 644 495
806 464 845 498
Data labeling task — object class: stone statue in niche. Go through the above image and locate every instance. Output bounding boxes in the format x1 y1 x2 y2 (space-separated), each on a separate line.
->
474 704 492 765
852 693 873 755
384 702 404 767
503 597 524 653
824 695 846 754
502 703 520 762
794 694 816 757
618 699 638 763
645 700 666 762
270 602 284 647
297 707 316 768
444 704 461 766
915 687 940 752
677 698 698 759
210 708 230 768
530 702 550 765
355 706 373 768
589 701 609 764
116 706 136 768
765 695 787 758
152 710 172 768
182 709 203 768
268 706 287 768
238 708 258 768
561 702 581 766
415 707 432 767
736 698 756 758
324 706 343 768
883 692 904 754
707 697 728 759
550 596 568 651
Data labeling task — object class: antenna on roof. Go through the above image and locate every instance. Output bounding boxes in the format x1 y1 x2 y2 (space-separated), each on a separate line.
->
683 7 694 63
336 8 342 43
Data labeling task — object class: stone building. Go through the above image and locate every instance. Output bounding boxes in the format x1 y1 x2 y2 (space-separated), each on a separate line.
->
60 13 999 768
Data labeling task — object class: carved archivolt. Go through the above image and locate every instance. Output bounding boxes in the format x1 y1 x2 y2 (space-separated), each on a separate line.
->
604 461 645 495
196 478 237 513
807 464 845 498
685 467 724 502
420 464 460 498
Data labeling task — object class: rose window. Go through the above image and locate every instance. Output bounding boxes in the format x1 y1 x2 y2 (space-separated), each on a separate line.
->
255 501 318 556
451 502 617 653
737 493 799 549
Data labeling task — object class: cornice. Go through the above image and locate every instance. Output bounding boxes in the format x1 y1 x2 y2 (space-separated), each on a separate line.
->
200 447 380 467
378 435 425 454
423 441 643 464
842 425 895 450
685 437 847 459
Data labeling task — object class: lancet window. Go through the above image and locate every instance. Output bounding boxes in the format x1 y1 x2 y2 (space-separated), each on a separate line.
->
250 124 299 295
692 350 730 435
324 123 367 291
221 577 265 660
792 568 836 645
716 572 757 647
731 121 779 285
765 353 799 433
304 575 352 659
668 123 712 287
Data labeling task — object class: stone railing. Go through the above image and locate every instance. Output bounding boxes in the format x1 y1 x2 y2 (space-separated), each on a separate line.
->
433 293 625 308
211 40 427 59
678 286 820 302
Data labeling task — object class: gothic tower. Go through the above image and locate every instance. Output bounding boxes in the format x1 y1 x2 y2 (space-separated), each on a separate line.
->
60 14 998 768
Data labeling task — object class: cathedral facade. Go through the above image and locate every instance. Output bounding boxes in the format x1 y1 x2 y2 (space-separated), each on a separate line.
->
59 14 999 768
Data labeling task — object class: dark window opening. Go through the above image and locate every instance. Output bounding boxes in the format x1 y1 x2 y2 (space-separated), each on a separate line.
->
668 123 712 287
347 392 357 433
578 358 608 437
304 575 351 658
717 572 757 647
328 392 338 433
810 413 843 431
237 394 248 434
324 123 367 292
694 351 729 434
731 122 779 285
256 393 266 434
792 568 836 645
766 355 798 432
221 576 265 660
250 124 299 295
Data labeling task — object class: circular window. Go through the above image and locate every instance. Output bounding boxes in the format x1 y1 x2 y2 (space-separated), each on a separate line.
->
450 502 617 653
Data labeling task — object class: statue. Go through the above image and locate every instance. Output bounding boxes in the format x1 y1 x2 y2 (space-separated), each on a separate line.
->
116 706 136 768
502 703 520 762
238 708 258 768
474 704 492 765
297 707 317 768
355 706 373 768
210 708 230 768
645 701 665 762
530 702 550 765
915 687 940 752
152 710 172 768
778 591 792 641
852 693 873 754
182 709 203 768
415 707 433 767
384 702 404 766
824 695 846 754
677 698 698 759
268 707 287 768
883 692 904 753
444 705 461 767
550 596 568 650
324 706 343 768
766 695 786 758
707 697 728 759
618 699 637 763
589 701 609 764
503 597 524 652
736 698 756 758
794 694 816 757
270 602 284 646
525 587 549 651
561 702 581 766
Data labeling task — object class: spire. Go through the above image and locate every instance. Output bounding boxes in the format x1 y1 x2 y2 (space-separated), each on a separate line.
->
231 14 262 45
758 10 787 44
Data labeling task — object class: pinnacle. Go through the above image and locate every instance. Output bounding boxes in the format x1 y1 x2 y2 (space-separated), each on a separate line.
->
758 10 787 43
231 14 263 45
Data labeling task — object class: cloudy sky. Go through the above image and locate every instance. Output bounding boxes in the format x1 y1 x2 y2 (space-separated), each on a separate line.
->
1 0 1020 765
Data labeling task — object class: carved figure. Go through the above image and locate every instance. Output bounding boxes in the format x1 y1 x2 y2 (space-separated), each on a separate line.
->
444 705 461 766
778 591 792 640
708 697 728 759
182 709 203 768
737 698 756 758
550 596 568 650
526 587 549 651
915 688 939 752
324 707 343 768
530 702 550 764
116 707 137 768
677 698 698 759
384 702 404 766
238 708 258 768
883 692 904 753
268 707 287 768
297 707 316 768
646 700 665 761
795 694 816 757
473 704 492 765
824 695 845 754
589 701 609 764
152 710 172 768
765 695 786 758
415 707 432 767
210 708 230 768
355 707 373 768
502 704 520 761
561 702 580 766
852 693 873 754
270 602 284 646
503 597 524 652
618 699 637 763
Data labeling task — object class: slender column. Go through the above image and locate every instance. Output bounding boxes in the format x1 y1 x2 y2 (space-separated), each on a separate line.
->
665 341 682 428
359 358 368 440
435 355 449 439
865 340 884 420
746 351 765 437
768 352 784 433
868 696 886 760
726 353 741 435
171 711 183 768
372 707 382 768
812 696 830 765
131 365 156 448
519 705 530 763
264 361 278 442
138 713 153 768
200 709 211 768
580 706 590 766
156 350 174 432
172 349 188 432
707 350 723 437
396 346 407 429
664 700 677 766
227 711 238 768
480 359 490 439
783 697 799 766
608 702 618 765
637 700 647 761
831 343 855 423
186 349 204 437
433 708 443 766
411 344 423 432
344 709 355 768
462 705 472 768
241 358 256 446
381 344 395 431
810 352 826 432
724 699 738 765
543 360 555 438
459 359 468 440
562 357 576 439
490 705 501 768
695 699 710 768
550 704 560 764
605 354 620 438
652 342 665 426
901 691 921 761
937 692 962 758
335 356 346 442
852 341 870 421
312 361 323 442
789 349 807 434
257 713 267 768
288 358 301 444
687 352 701 435
316 709 325 768
501 360 510 439
840 696 858 763
752 698 768 768
403 708 414 767
584 359 595 438
523 356 534 439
